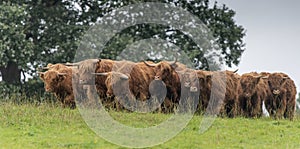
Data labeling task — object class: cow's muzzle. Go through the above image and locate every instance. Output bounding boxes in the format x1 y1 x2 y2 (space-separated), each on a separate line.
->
272 89 280 95
190 86 198 92
154 76 161 80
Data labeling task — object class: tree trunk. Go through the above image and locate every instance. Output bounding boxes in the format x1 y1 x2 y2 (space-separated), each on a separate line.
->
0 61 21 84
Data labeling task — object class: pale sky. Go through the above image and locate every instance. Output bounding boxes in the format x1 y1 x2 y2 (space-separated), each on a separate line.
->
215 0 300 94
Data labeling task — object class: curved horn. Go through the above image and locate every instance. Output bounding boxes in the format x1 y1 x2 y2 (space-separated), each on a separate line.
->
41 67 50 70
91 59 100 64
92 72 109 76
168 57 178 66
282 77 288 80
37 71 45 75
261 76 268 79
57 73 67 76
233 69 239 73
64 62 80 66
253 75 262 79
143 61 157 67
119 73 129 80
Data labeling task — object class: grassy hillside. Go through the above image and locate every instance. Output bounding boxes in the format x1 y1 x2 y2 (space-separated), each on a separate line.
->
1 102 300 149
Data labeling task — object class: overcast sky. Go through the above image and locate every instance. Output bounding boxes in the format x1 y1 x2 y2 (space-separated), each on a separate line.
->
214 0 300 94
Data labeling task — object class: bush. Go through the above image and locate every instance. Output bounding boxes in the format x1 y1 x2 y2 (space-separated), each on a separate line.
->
0 77 56 104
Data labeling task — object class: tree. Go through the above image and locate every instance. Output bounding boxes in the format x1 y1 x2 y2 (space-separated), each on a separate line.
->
76 0 246 70
0 1 84 84
0 2 33 84
0 0 245 86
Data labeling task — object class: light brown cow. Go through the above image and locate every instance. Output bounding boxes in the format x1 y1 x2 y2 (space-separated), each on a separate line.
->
66 59 120 108
96 61 157 112
39 66 75 109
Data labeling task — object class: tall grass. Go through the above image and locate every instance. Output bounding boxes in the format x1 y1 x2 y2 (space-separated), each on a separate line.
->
1 101 300 148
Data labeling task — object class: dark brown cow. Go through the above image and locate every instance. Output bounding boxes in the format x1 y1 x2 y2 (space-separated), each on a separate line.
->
238 72 270 118
144 60 187 112
186 70 239 117
97 61 157 112
39 66 76 109
220 70 240 117
264 72 297 120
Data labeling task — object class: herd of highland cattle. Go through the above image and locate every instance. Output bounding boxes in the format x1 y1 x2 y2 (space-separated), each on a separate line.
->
38 58 297 120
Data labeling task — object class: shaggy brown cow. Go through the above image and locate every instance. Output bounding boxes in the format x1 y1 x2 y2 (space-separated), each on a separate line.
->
177 68 200 113
264 72 297 120
144 60 187 112
183 70 211 113
238 72 270 118
205 70 239 117
220 70 240 117
97 61 157 112
39 67 76 109
66 59 119 108
185 70 239 117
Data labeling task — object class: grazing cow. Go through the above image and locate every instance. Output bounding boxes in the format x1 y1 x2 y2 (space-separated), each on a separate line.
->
144 60 187 112
264 72 297 120
96 61 157 112
39 67 76 109
238 72 270 118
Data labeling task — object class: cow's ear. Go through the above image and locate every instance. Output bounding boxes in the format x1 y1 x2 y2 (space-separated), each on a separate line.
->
170 63 178 69
38 72 45 80
253 75 263 84
281 77 288 85
120 73 129 80
206 74 212 80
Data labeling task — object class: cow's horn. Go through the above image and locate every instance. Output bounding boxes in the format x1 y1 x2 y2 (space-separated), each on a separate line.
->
65 62 80 66
233 69 239 73
261 76 268 79
92 59 100 64
143 61 157 67
37 71 45 74
41 67 50 69
120 74 129 80
168 57 178 66
92 72 109 76
283 77 288 80
57 73 67 76
254 75 262 79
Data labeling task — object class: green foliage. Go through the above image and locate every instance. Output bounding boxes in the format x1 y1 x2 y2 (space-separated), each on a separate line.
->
1 102 300 148
0 2 34 70
0 0 245 98
77 0 245 69
0 78 55 104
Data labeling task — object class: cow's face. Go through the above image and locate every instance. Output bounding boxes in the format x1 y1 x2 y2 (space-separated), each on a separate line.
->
40 70 65 92
184 71 198 92
105 72 129 97
267 74 287 95
77 59 100 84
240 75 261 97
154 62 178 81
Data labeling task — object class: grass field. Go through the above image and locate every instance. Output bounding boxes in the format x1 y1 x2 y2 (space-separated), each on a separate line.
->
1 102 300 149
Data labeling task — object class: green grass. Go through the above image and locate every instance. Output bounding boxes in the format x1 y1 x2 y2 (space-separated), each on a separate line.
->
1 102 300 149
